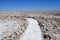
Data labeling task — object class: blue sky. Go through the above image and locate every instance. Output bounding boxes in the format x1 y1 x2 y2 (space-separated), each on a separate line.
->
0 0 60 12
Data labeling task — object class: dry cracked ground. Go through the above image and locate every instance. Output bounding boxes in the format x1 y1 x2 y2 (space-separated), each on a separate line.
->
0 12 60 40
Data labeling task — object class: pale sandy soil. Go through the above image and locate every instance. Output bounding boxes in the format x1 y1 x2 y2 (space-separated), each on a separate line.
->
0 12 60 40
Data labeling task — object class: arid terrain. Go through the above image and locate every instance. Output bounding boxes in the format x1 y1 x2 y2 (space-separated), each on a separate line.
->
0 12 60 40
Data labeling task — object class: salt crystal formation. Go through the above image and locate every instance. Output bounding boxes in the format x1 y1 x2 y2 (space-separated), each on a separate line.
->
19 18 43 40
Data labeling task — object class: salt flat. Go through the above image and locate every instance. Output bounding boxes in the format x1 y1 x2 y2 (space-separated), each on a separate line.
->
0 12 60 40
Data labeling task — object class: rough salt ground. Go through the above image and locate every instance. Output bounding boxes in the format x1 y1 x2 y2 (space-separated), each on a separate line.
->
0 18 28 40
